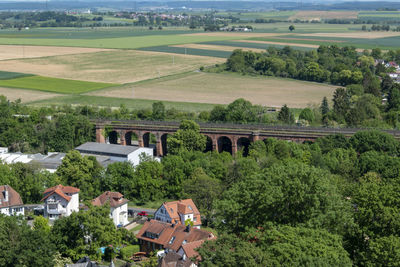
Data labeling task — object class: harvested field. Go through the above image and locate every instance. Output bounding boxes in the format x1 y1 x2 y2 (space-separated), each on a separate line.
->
0 87 59 103
0 45 111 61
89 72 337 108
298 32 400 39
289 11 358 21
0 50 224 83
238 39 320 49
172 44 266 53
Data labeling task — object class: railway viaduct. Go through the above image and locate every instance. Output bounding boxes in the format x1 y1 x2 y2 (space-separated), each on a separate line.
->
95 120 400 157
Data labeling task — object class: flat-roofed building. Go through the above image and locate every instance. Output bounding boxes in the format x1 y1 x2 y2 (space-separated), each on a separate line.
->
75 142 154 166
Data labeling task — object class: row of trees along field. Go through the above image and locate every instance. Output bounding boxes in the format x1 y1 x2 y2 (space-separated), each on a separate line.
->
3 91 400 157
2 120 400 265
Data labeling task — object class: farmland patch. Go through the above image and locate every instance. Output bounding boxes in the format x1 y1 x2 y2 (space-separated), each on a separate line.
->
89 72 336 108
0 50 225 83
0 45 111 60
0 76 116 94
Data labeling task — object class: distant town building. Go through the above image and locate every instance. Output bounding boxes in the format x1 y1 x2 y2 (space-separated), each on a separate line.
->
154 199 201 229
75 142 154 166
91 191 129 227
0 185 24 216
42 184 79 220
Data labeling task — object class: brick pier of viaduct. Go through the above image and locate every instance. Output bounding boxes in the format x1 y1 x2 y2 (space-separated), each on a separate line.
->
95 120 400 157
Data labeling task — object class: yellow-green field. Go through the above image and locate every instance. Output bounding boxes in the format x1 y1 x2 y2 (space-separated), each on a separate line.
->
88 72 337 108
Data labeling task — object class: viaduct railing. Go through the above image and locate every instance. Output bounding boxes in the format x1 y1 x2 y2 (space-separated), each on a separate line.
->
94 119 400 156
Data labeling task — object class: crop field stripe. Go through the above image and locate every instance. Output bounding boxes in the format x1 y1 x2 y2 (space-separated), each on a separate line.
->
247 36 400 50
0 76 118 94
26 95 220 113
201 40 315 51
0 71 32 80
136 46 232 58
0 34 240 49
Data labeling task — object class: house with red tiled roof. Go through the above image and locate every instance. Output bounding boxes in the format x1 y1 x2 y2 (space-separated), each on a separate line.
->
0 185 24 216
42 184 79 220
154 199 201 229
91 191 129 227
136 219 213 256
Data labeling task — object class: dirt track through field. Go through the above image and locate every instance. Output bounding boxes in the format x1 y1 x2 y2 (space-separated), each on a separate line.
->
0 87 59 103
0 45 112 61
0 50 224 83
89 72 337 108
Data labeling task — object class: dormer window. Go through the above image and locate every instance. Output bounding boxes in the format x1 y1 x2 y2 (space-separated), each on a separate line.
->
169 236 176 244
188 205 193 211
170 208 173 213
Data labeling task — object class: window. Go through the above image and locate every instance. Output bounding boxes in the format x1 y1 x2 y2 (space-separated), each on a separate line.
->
169 236 176 244
193 217 197 222
188 205 193 211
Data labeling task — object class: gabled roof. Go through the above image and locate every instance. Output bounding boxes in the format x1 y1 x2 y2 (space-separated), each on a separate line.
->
161 199 201 226
181 239 205 261
137 219 213 252
0 185 23 208
43 184 80 194
42 184 79 202
91 191 128 208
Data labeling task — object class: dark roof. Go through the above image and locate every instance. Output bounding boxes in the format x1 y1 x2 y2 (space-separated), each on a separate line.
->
91 191 129 208
75 142 140 157
0 185 23 208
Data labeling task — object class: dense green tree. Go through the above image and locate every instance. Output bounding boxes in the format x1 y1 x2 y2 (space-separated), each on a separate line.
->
256 225 352 267
299 108 315 123
183 168 223 223
151 101 165 120
51 205 123 261
0 215 56 267
167 120 206 154
350 130 399 156
56 150 103 200
333 88 350 122
362 235 400 266
289 24 295 31
225 98 257 123
134 157 165 202
198 234 268 267
209 105 227 122
277 104 294 124
387 86 400 112
215 161 353 234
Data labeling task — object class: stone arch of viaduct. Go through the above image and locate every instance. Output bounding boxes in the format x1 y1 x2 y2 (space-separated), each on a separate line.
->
96 127 264 157
95 120 400 157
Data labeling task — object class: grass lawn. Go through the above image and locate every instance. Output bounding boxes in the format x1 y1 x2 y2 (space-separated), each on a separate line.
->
0 76 117 94
27 95 219 112
128 199 176 210
130 224 144 232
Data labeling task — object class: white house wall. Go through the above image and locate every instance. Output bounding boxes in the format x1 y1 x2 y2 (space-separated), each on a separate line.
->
128 148 154 166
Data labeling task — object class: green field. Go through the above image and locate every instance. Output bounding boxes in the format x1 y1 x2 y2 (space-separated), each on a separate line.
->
0 31 238 49
202 40 315 51
0 76 116 94
217 11 296 21
0 71 31 80
358 11 400 21
137 45 233 58
27 95 220 112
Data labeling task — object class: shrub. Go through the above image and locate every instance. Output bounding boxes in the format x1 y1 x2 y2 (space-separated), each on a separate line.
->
120 245 140 261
